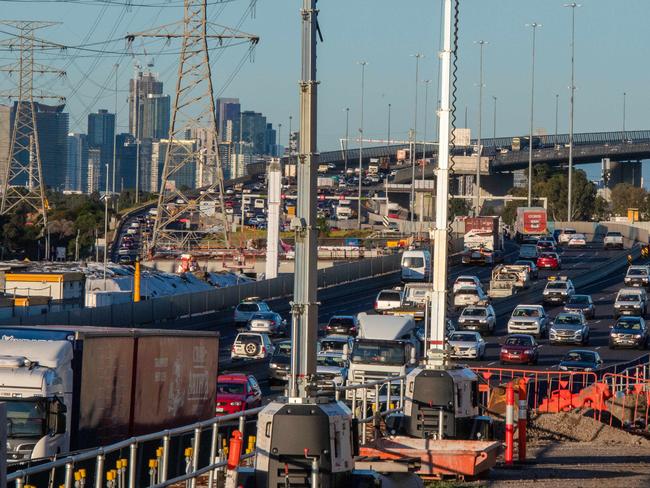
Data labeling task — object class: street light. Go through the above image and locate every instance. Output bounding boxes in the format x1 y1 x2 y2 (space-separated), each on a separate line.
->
410 53 424 224
623 92 627 140
564 2 580 221
492 96 497 140
526 22 541 207
103 163 109 289
421 79 432 225
387 103 392 146
474 40 488 216
555 93 559 147
357 60 367 230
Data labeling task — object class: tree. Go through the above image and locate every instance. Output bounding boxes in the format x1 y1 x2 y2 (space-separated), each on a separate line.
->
449 198 471 219
610 183 646 217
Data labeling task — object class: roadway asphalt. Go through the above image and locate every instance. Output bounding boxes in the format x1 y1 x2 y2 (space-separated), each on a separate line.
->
218 242 647 398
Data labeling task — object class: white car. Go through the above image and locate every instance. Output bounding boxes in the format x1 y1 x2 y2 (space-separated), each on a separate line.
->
453 276 482 294
453 285 489 310
568 233 587 247
230 332 275 360
448 331 486 360
374 289 403 313
457 305 496 335
558 228 577 245
507 304 550 337
234 298 271 325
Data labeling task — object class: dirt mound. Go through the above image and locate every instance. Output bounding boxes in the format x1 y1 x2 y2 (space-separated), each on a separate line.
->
528 411 650 445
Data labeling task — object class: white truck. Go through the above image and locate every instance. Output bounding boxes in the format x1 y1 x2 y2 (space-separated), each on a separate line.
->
345 313 420 400
488 264 531 298
0 326 218 462
335 205 352 220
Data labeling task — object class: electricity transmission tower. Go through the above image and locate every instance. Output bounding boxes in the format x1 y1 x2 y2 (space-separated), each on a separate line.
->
127 0 258 252
0 21 65 231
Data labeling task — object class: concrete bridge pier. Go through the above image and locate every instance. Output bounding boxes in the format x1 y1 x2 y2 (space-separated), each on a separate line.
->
602 158 642 188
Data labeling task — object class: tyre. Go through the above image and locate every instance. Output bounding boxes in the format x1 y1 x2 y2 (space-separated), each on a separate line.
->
243 341 260 357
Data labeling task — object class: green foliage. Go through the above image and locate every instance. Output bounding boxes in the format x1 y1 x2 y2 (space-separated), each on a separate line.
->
610 183 647 217
449 198 471 219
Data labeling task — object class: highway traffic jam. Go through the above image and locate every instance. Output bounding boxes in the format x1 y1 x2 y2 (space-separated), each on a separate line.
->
217 217 649 412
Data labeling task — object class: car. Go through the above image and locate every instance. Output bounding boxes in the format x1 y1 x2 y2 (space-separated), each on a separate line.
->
614 287 648 318
603 231 624 250
507 305 549 338
416 319 455 344
568 233 587 247
324 315 359 336
624 265 650 288
558 350 603 372
230 332 275 360
453 285 490 310
318 334 354 355
514 259 539 279
453 275 483 294
118 255 135 265
536 239 557 253
246 312 287 336
215 373 262 415
457 305 496 335
315 352 349 390
564 294 596 319
500 334 539 365
609 316 649 349
448 331 486 360
234 298 271 325
558 228 577 245
518 244 539 260
537 252 561 270
550 312 590 345
374 289 403 313
542 277 575 304
269 340 292 387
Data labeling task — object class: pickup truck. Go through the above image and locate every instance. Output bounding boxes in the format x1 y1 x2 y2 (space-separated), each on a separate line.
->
603 231 624 249
488 264 531 298
384 283 431 321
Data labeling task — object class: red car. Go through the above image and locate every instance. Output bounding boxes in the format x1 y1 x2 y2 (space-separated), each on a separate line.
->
500 334 539 365
537 252 561 270
215 373 262 416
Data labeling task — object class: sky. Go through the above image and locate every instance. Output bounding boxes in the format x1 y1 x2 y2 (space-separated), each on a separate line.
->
1 0 649 180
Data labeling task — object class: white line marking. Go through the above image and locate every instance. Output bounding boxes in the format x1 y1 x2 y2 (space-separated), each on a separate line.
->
595 346 602 350
594 320 601 324
488 361 497 366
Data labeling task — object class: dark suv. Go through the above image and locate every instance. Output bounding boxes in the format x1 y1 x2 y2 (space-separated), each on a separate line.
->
324 315 359 336
609 316 649 349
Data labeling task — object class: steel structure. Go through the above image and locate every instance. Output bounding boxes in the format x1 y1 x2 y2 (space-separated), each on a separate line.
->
127 1 258 251
0 21 65 231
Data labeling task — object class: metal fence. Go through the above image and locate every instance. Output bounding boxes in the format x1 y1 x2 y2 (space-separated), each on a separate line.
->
1 253 402 327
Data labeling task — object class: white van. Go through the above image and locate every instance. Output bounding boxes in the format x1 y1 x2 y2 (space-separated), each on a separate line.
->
401 250 431 282
336 205 352 220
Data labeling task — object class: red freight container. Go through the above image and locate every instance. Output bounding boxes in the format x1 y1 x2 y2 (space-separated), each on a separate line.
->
464 216 499 234
516 207 547 235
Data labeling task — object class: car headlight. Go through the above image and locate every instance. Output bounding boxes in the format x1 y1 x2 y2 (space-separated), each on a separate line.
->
479 319 487 323
459 318 466 323
635 334 643 338
270 363 278 369
543 290 549 295
559 365 568 371
584 368 593 372
615 304 621 308
550 329 557 336
229 401 242 406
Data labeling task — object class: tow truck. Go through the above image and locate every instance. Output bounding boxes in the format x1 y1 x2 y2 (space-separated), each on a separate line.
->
488 264 531 298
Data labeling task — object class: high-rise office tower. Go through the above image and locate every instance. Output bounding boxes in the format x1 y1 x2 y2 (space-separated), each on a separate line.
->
66 133 88 192
128 70 163 139
34 102 69 191
216 98 240 142
150 139 196 193
0 105 10 191
86 148 102 194
87 109 115 189
241 110 269 155
141 94 170 140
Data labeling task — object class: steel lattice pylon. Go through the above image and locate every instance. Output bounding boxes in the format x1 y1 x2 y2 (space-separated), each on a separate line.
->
127 1 258 252
0 21 65 230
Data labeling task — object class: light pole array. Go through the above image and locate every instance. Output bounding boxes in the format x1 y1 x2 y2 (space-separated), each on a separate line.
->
565 2 580 221
526 22 541 207
410 53 424 224
344 107 349 175
420 79 431 225
475 40 487 216
357 60 367 230
492 96 497 140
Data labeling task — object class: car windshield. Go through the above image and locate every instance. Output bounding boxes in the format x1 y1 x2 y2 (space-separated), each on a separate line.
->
515 261 533 268
618 294 640 302
513 308 540 317
251 313 274 320
5 400 46 438
540 253 556 259
462 308 486 317
217 382 245 395
628 269 648 276
505 336 533 346
273 343 292 357
615 320 642 331
351 340 406 365
607 232 622 237
547 282 567 290
237 334 261 344
403 257 424 267
237 303 259 312
457 289 478 296
564 352 595 362
568 296 589 305
320 339 346 352
555 315 581 325
328 317 354 327
449 333 477 342
317 356 345 367
378 291 401 301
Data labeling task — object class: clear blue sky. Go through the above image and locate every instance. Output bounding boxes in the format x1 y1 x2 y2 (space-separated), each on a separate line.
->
1 0 648 165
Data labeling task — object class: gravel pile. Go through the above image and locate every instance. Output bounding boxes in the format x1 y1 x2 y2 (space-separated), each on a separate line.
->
528 411 650 445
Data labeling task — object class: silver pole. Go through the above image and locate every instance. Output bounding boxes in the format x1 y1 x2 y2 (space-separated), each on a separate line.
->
103 163 109 288
565 2 580 221
410 53 423 224
526 23 541 207
387 103 391 146
290 0 319 399
555 94 559 147
474 40 487 216
420 79 431 226
623 91 626 140
128 442 137 488
357 60 367 230
344 107 349 175
112 63 118 197
492 96 497 140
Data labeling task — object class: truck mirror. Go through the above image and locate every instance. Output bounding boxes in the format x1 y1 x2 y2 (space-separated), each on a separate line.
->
342 344 349 362
409 346 417 365
48 397 67 436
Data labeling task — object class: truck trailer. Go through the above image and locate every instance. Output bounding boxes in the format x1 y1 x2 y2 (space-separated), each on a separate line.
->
515 207 548 241
0 326 219 462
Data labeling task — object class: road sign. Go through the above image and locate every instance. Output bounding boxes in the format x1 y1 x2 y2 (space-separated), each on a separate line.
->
382 216 390 228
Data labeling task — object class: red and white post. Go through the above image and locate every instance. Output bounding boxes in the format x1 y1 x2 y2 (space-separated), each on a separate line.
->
505 382 514 466
518 379 527 462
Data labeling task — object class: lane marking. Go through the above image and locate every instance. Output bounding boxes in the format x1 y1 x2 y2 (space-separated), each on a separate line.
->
488 361 497 366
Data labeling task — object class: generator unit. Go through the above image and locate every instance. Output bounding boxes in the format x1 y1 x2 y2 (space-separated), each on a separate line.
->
253 398 356 487
402 366 480 439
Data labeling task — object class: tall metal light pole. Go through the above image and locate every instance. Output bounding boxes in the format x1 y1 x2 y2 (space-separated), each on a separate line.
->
555 93 559 147
492 96 497 140
623 92 627 139
357 60 367 230
344 107 349 175
420 79 431 225
475 40 487 215
565 2 580 221
103 163 109 288
410 53 424 224
112 63 118 197
387 103 392 146
526 22 541 207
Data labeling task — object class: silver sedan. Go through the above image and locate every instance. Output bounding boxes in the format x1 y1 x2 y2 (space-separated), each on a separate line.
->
448 331 486 360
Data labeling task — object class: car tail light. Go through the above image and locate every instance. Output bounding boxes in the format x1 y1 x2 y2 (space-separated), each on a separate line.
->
350 327 357 333
261 346 266 355
374 301 378 309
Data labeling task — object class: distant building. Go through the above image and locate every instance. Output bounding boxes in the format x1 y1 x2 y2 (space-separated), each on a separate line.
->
0 105 11 191
150 139 196 192
66 133 88 192
141 94 170 140
87 109 115 191
86 148 102 193
216 98 240 142
129 70 164 139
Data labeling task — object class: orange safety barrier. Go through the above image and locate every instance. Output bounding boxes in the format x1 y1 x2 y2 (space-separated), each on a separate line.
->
538 382 612 413
601 372 650 429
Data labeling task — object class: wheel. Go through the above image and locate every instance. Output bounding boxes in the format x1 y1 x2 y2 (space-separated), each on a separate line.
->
243 341 260 357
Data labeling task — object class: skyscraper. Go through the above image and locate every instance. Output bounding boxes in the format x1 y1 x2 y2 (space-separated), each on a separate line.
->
87 109 115 189
86 148 102 194
141 94 170 140
241 110 269 155
150 139 196 192
33 102 69 191
66 133 88 192
0 105 10 191
129 70 163 139
216 98 240 142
